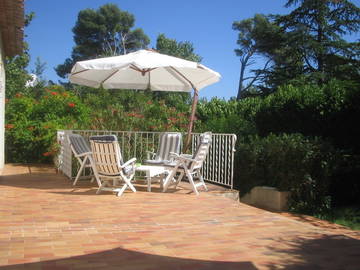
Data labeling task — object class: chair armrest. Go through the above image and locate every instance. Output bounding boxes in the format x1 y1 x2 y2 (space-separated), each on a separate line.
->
180 154 193 159
121 158 137 168
170 152 196 163
146 150 156 160
179 156 197 162
75 151 92 158
169 152 180 159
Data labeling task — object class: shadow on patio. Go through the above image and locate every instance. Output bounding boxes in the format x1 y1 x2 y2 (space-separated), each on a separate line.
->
0 247 257 270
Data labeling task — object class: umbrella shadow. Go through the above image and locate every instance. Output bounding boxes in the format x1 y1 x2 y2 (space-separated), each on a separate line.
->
0 246 258 270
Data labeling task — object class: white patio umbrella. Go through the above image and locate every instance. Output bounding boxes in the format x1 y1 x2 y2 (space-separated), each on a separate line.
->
69 49 221 149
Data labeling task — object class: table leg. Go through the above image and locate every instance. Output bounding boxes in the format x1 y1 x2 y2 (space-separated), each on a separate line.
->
146 171 151 192
160 174 164 190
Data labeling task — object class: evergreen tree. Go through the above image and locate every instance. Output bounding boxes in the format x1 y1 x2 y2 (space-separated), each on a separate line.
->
55 4 150 78
155 33 202 62
276 0 360 83
233 0 360 91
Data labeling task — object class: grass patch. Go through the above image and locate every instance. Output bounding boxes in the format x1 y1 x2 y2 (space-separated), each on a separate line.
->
316 207 360 230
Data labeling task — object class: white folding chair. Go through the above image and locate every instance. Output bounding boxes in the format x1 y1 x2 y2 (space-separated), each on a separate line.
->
163 132 212 195
144 132 182 166
89 135 137 196
68 134 95 186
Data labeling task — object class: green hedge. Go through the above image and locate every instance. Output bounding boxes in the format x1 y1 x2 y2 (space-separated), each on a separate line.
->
235 133 338 215
255 80 360 153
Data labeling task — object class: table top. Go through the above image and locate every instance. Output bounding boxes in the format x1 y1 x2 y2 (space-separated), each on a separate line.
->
135 165 169 178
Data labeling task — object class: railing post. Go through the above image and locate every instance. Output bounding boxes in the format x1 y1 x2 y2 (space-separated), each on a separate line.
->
56 130 73 179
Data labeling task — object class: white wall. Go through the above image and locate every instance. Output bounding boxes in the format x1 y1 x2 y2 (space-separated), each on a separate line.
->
0 30 5 171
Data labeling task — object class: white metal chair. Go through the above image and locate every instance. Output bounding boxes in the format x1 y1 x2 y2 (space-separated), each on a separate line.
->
162 132 212 195
68 134 95 186
89 135 137 196
144 132 182 166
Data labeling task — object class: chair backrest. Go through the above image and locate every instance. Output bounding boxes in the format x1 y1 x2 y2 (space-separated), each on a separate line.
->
190 132 212 170
155 132 182 161
68 134 91 157
89 135 123 176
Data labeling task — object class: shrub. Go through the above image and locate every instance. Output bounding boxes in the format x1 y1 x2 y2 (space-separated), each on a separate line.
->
5 85 90 163
82 90 190 132
255 80 360 153
236 133 338 215
196 97 259 139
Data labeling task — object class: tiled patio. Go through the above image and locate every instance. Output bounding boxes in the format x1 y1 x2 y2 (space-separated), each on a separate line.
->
0 164 359 270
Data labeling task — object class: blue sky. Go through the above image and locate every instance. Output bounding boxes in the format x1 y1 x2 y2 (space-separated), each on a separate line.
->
24 0 358 100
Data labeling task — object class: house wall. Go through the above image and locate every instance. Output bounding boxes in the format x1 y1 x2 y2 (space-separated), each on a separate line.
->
0 30 5 171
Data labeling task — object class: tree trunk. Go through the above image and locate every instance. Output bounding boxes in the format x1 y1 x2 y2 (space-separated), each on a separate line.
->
237 59 246 100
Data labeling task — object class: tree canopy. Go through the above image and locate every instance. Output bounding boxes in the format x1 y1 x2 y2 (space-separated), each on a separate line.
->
155 33 202 62
55 4 150 78
233 0 360 94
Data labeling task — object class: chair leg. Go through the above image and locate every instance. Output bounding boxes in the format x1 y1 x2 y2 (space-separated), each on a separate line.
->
73 157 88 186
120 172 136 193
198 172 208 191
174 171 185 188
185 170 199 195
116 184 128 196
127 180 136 193
163 166 179 192
97 180 108 194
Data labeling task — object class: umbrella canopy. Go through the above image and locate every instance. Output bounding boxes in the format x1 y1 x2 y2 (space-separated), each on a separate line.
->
70 49 220 91
69 49 221 150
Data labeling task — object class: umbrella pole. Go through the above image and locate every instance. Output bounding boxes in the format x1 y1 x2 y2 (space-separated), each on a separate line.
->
184 88 199 152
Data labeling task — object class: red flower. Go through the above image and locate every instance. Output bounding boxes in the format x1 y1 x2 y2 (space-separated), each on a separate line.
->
146 100 153 105
62 92 69 97
68 102 75 108
168 117 178 123
5 98 9 104
42 152 52 157
15 93 22 98
5 124 14 129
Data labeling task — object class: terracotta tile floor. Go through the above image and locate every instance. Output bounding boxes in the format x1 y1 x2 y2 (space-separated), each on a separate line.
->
0 164 359 270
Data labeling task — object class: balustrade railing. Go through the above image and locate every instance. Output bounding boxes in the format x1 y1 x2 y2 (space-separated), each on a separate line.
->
57 130 236 188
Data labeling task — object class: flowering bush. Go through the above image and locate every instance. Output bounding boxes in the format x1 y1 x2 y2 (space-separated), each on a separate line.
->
5 85 90 163
83 89 191 132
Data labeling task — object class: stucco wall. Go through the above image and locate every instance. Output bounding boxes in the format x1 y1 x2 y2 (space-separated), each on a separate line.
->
0 30 5 171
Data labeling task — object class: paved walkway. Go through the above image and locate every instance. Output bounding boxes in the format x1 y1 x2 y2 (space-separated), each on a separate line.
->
0 164 359 270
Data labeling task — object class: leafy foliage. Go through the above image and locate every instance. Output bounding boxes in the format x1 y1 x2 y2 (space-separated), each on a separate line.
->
78 87 190 132
233 0 360 92
55 3 150 78
156 34 202 62
236 133 338 215
277 0 360 82
255 79 360 152
5 52 31 99
232 14 273 98
5 86 90 163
